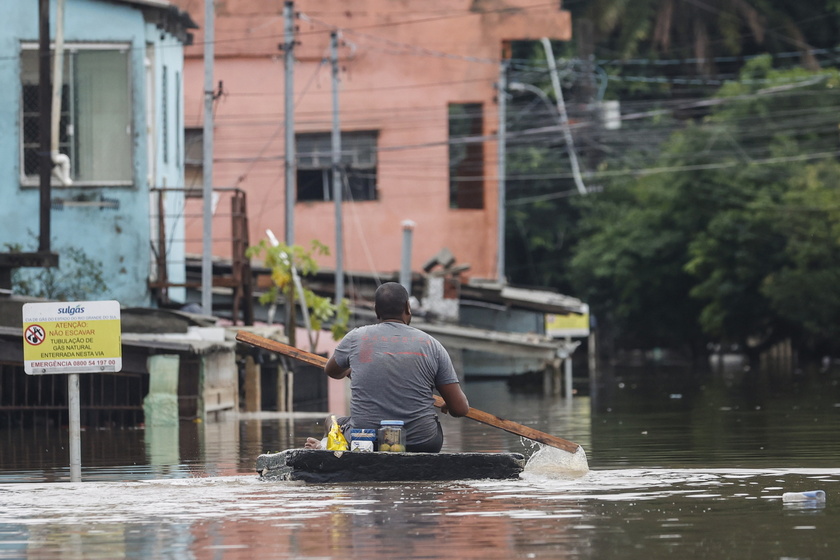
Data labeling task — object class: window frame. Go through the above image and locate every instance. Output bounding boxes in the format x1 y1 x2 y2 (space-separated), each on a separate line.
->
19 41 134 188
296 130 379 203
448 102 485 210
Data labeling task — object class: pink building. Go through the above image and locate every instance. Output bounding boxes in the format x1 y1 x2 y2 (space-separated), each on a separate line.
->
173 0 571 285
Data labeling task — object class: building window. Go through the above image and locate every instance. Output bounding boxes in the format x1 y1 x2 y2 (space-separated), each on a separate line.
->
184 127 203 197
297 131 378 202
20 44 132 185
448 103 484 209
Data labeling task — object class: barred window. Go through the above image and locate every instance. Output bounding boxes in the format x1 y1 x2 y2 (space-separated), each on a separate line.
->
183 127 203 197
297 131 378 202
20 44 132 185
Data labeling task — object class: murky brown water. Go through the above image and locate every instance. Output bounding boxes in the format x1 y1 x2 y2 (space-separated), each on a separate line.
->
1 366 839 559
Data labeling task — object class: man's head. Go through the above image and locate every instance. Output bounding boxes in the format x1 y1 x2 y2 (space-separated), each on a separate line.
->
374 282 411 323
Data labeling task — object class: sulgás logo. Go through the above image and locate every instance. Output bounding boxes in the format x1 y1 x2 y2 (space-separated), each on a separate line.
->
57 305 85 316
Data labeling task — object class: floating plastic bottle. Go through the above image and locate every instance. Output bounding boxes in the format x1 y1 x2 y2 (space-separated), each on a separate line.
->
782 490 826 503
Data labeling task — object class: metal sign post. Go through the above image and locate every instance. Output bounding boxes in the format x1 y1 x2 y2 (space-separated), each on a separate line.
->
22 300 122 482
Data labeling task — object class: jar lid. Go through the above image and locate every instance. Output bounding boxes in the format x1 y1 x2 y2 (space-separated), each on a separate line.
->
380 420 404 426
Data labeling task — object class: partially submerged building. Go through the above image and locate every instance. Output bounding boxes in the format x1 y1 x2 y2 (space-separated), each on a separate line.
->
0 0 195 306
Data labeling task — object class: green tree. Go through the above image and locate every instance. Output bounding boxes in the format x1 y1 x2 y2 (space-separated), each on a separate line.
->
246 239 349 349
571 57 840 361
683 58 840 358
569 0 833 75
760 160 840 343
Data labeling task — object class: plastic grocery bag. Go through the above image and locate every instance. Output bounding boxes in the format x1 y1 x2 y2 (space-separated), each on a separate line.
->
326 415 349 451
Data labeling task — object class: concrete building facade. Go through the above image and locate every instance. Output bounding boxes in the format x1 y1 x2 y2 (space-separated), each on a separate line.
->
172 0 571 282
0 0 195 306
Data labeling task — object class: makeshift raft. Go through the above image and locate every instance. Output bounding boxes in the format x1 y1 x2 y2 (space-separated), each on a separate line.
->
257 449 527 483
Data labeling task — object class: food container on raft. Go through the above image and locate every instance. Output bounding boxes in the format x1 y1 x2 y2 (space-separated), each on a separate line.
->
349 429 376 452
378 420 406 452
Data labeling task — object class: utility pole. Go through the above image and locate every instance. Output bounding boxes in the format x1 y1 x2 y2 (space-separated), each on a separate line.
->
330 30 344 305
282 1 296 344
284 1 296 245
201 0 215 316
38 0 52 254
496 59 508 285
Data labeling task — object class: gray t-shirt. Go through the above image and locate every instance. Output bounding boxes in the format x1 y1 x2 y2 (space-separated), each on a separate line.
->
332 321 460 446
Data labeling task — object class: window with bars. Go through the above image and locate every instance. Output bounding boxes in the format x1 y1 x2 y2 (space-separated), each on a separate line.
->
448 102 485 209
296 131 378 202
20 44 132 185
183 127 203 197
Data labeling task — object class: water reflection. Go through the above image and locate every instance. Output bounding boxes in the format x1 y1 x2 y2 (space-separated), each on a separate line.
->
1 366 839 559
1 469 837 559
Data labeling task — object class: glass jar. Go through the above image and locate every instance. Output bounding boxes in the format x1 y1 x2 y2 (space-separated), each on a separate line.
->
378 420 406 452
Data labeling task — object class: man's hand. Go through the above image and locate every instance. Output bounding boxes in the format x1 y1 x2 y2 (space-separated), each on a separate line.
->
437 382 470 417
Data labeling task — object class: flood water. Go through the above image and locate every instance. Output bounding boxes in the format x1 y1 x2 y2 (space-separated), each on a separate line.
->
1 364 839 559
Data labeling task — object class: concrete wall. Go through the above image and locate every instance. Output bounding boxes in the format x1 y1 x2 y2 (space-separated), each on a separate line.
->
172 0 571 281
0 0 188 306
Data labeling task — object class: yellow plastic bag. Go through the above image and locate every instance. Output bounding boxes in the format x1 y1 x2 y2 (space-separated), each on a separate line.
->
326 415 349 451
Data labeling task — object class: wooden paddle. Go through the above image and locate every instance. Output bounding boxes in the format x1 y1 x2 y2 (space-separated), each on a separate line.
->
236 330 583 454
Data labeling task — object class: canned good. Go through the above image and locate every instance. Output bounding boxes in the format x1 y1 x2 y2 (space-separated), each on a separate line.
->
349 429 376 452
378 420 406 452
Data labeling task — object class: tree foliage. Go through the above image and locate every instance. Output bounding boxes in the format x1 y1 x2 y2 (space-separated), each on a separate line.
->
246 239 349 347
570 57 840 360
568 0 838 76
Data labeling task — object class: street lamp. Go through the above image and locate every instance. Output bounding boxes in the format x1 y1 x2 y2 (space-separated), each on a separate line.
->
509 81 555 115
508 81 587 195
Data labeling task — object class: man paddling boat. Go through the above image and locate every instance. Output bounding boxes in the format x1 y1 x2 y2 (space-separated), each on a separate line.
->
306 282 470 452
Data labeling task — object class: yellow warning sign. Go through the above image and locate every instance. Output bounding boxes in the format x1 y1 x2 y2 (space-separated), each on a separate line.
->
545 304 590 338
23 301 122 375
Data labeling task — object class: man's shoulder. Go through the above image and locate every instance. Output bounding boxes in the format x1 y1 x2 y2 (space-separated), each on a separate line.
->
342 323 378 339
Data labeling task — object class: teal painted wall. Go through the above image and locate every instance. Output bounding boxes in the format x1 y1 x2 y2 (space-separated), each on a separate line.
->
0 0 188 307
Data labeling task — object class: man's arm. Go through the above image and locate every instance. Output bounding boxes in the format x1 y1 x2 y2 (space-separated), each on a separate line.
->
324 355 351 380
437 382 469 417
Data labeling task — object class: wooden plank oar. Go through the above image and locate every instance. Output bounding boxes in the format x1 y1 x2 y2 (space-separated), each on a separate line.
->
236 330 583 454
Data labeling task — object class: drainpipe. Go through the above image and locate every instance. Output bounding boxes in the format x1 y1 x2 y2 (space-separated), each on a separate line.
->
51 0 72 185
50 0 73 187
400 220 415 295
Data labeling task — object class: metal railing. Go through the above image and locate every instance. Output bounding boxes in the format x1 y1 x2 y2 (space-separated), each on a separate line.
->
149 187 254 325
